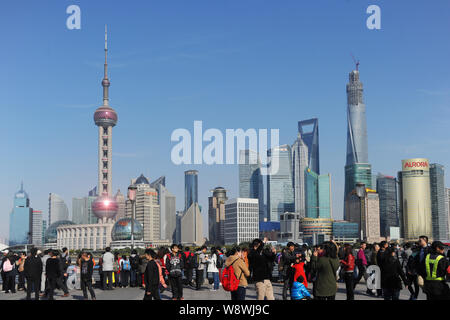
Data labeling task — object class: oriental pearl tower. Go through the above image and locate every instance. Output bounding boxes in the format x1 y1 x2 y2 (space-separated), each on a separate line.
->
91 26 118 223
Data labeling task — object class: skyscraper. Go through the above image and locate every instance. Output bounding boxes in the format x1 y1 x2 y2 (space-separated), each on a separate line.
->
430 163 448 240
304 168 332 219
239 150 265 221
292 133 309 218
184 170 198 212
267 145 295 221
446 188 450 240
298 118 319 174
9 183 32 246
208 187 228 245
376 174 399 238
48 193 69 225
30 210 43 246
224 198 259 245
400 159 432 241
114 189 126 221
181 203 204 246
91 26 118 222
344 66 372 217
151 177 176 242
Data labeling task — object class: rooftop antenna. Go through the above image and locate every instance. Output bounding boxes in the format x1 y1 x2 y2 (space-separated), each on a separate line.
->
351 53 360 71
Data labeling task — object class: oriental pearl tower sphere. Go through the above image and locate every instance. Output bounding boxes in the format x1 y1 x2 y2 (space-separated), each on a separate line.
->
92 26 118 224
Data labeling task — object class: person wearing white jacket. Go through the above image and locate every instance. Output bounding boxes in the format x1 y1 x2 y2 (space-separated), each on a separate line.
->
101 247 115 290
207 247 220 291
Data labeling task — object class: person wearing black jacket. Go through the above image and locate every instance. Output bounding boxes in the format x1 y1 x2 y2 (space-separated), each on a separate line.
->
60 247 71 289
380 247 409 300
280 242 296 300
143 248 160 300
166 244 185 300
183 247 195 287
79 252 96 300
24 248 43 300
248 239 276 300
46 250 62 300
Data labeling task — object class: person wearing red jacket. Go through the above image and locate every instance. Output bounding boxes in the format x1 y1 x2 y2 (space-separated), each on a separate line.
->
340 245 355 300
292 258 308 289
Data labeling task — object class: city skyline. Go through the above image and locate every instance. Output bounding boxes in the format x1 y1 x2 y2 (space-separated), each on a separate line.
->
2 1 450 240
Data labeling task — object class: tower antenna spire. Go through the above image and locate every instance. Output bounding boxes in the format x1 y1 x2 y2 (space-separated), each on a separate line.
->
102 25 110 106
351 53 360 71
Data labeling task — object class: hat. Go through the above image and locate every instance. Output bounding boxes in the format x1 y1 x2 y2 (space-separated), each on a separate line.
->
2 250 9 254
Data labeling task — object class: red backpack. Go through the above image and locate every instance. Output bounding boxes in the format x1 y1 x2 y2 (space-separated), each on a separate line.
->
220 258 241 292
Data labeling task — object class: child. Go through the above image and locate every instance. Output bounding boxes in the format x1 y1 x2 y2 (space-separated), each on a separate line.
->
291 275 311 300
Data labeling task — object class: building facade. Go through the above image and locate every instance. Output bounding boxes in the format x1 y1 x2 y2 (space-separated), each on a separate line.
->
376 174 399 238
298 118 319 174
57 221 114 251
332 221 359 243
184 170 198 212
267 145 294 222
48 193 69 226
279 212 301 243
114 190 126 221
9 183 32 246
239 150 265 221
292 133 309 218
430 163 448 241
30 210 43 246
181 203 204 246
151 179 176 243
72 197 88 225
304 168 332 219
208 187 228 245
400 159 433 241
446 188 450 240
224 198 259 245
300 218 333 245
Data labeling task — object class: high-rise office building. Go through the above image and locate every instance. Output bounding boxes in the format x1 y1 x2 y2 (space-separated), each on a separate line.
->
114 189 126 221
126 174 161 243
376 174 399 238
292 133 309 218
30 210 43 246
224 198 259 245
279 212 301 243
208 187 228 245
298 118 319 174
151 177 176 242
181 203 204 246
430 163 448 241
42 220 47 245
91 26 118 222
304 168 332 219
344 66 372 217
184 170 198 212
48 193 69 225
332 221 359 243
72 197 88 225
400 159 432 241
267 145 294 222
346 183 381 243
446 188 450 240
239 150 265 221
9 183 32 246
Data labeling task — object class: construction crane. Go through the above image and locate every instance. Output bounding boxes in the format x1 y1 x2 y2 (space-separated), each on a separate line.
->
351 53 360 71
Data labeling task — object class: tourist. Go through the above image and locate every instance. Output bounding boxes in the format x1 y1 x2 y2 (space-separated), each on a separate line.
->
195 245 208 291
166 244 184 300
280 242 296 300
380 247 409 300
120 255 131 288
40 249 50 297
291 275 312 300
102 247 114 290
291 253 308 291
403 243 420 300
154 252 168 296
3 252 17 294
53 250 70 297
139 252 149 288
248 238 276 300
340 245 355 300
60 247 71 290
45 250 62 300
224 246 250 301
79 252 96 300
113 252 121 288
183 246 195 287
353 241 368 291
310 241 340 300
24 248 42 300
143 248 161 300
207 247 221 292
16 252 26 291
418 241 450 300
129 249 139 287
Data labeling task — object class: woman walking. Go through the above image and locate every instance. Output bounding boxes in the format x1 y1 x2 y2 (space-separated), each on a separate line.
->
380 247 409 300
340 245 355 300
310 241 340 300
224 246 250 301
207 247 220 291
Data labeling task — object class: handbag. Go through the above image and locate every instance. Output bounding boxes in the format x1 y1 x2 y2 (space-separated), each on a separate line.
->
417 275 424 287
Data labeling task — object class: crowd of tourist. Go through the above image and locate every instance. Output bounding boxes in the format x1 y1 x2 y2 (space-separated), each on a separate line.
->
0 235 449 300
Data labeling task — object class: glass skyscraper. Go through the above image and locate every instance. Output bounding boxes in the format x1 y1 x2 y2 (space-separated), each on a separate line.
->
267 145 294 221
344 67 372 216
48 193 69 225
239 149 265 221
292 133 309 218
184 170 198 211
376 174 399 237
298 118 319 174
9 183 32 246
430 163 448 240
304 168 332 219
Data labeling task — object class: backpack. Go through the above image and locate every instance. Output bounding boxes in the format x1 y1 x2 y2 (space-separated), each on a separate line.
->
168 253 182 277
192 253 200 269
220 258 241 292
122 260 131 271
113 260 120 273
3 259 13 272
216 254 224 269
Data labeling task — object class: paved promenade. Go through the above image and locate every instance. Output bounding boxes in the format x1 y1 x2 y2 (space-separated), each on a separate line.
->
0 281 426 301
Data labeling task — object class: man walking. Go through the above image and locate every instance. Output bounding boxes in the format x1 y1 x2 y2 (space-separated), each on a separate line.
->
102 247 114 290
195 246 208 291
60 247 71 289
183 247 195 287
353 242 368 291
281 242 296 300
248 239 276 300
143 248 161 300
166 244 184 300
24 248 42 300
79 252 96 300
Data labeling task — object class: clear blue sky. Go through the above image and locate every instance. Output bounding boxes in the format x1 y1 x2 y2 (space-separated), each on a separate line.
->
1 1 450 240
